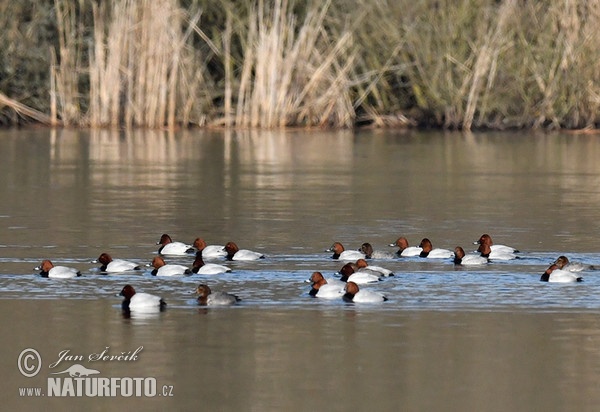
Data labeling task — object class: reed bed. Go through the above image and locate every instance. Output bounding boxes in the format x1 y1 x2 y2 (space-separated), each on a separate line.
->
3 0 600 130
87 0 209 128
231 0 357 128
393 0 600 129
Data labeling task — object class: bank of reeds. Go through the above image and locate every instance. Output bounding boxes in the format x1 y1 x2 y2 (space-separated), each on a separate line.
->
87 0 210 128
4 0 600 130
229 0 358 128
393 0 600 129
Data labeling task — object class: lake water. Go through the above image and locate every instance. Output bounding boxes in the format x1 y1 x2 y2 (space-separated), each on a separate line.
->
2 127 600 410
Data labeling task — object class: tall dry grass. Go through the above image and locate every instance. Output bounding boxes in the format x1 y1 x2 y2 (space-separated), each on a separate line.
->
509 1 600 129
51 0 84 126
230 0 358 128
88 0 210 128
38 0 600 130
394 0 600 129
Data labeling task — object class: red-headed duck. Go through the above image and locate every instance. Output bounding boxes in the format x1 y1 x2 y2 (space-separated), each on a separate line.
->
478 242 516 261
388 237 422 257
195 284 241 306
453 246 488 265
223 242 264 261
148 256 191 276
355 258 394 277
92 253 141 273
35 260 81 279
418 238 453 259
327 242 365 261
191 252 231 275
120 284 166 311
553 256 595 272
307 272 345 298
156 234 195 256
342 281 388 303
193 238 227 259
338 262 381 284
540 264 583 283
474 234 519 254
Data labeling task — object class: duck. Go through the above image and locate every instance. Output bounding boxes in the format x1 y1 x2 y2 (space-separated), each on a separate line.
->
148 256 191 276
355 258 394 277
540 264 583 283
342 281 388 303
388 237 422 257
478 242 516 261
359 243 395 259
35 260 81 279
192 238 227 259
453 247 488 266
191 251 232 275
474 234 519 254
92 253 141 273
223 242 265 261
553 255 595 272
338 262 381 284
195 284 241 306
327 242 365 261
307 271 345 298
418 238 454 259
119 284 166 311
156 234 195 256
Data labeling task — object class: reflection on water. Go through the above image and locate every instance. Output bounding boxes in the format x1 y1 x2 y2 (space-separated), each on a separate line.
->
3 128 600 409
4 301 600 411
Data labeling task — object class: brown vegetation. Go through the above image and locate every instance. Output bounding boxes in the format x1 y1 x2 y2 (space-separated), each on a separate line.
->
1 0 600 131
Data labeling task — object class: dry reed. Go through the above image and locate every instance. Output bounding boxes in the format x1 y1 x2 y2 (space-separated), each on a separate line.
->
9 0 600 130
88 0 210 128
51 0 86 126
231 0 359 128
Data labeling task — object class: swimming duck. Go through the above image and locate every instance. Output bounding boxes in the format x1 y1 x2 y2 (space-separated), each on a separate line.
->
453 247 488 266
35 260 81 279
327 242 365 261
540 264 583 283
223 242 265 261
307 271 345 298
338 262 381 284
359 243 394 259
553 255 595 272
192 238 227 259
478 242 516 260
156 234 195 256
92 253 141 273
342 281 388 303
389 237 422 257
191 252 232 275
474 234 519 254
149 256 191 276
195 284 241 306
120 284 166 311
418 238 454 259
355 258 394 277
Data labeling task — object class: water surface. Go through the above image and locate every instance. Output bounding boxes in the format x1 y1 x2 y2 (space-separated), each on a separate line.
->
2 128 600 410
